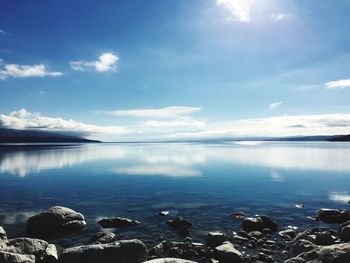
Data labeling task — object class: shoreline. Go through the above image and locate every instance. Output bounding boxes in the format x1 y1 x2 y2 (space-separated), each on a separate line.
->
1 206 350 263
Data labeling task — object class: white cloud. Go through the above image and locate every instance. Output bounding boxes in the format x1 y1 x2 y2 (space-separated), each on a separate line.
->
269 13 285 20
216 0 251 23
269 101 283 110
325 79 350 89
70 52 119 72
0 63 63 80
169 113 350 140
101 106 202 118
143 117 205 128
0 109 126 137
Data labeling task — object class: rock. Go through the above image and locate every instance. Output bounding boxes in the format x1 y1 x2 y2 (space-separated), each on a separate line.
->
248 231 264 239
215 241 243 263
90 232 115 244
314 231 335 245
167 217 192 237
259 216 278 233
0 226 7 240
98 217 140 228
206 232 228 248
289 239 317 258
286 242 350 263
230 212 247 220
0 251 36 263
316 208 350 224
242 217 264 232
1 237 59 263
340 221 350 242
144 259 197 263
242 215 277 233
149 241 166 256
58 239 147 263
159 211 170 216
279 229 297 239
27 206 86 238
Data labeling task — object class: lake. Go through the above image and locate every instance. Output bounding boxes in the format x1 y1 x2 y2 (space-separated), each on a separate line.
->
0 142 350 247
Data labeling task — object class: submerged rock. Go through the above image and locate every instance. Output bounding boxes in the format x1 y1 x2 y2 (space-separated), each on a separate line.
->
316 208 350 224
58 239 147 263
167 217 192 237
27 206 86 238
98 217 140 228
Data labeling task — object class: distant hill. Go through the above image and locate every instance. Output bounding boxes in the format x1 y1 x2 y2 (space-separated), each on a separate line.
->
0 128 101 143
328 134 350 142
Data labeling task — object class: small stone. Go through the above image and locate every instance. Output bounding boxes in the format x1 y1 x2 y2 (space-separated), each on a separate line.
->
295 204 304 208
340 221 350 242
230 212 247 220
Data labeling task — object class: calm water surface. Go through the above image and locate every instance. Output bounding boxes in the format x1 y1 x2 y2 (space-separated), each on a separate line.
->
0 142 350 247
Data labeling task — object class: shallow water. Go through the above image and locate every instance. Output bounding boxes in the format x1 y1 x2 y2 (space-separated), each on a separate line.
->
0 142 349 247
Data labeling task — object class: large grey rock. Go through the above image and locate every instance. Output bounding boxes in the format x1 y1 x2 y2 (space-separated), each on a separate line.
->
215 241 243 263
285 242 350 263
314 231 335 245
58 239 147 263
316 208 350 224
98 217 140 228
27 206 86 238
206 232 228 247
340 221 350 242
289 239 317 258
144 259 197 263
0 251 36 263
3 237 58 263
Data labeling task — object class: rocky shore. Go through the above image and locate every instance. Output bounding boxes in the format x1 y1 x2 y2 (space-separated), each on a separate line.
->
1 206 350 263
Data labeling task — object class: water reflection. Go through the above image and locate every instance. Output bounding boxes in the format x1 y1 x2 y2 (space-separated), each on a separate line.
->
1 142 350 177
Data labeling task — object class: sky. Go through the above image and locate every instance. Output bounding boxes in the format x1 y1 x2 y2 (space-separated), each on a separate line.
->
1 0 350 141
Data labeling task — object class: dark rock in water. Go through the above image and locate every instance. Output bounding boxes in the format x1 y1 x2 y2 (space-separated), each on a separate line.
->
159 211 170 216
230 212 247 220
314 231 335 245
0 251 36 263
58 239 147 263
286 242 350 263
340 220 350 242
90 232 115 244
215 241 243 263
144 259 197 263
206 232 228 247
1 237 59 263
242 215 277 233
259 216 278 232
148 241 166 256
242 217 264 232
316 208 350 224
98 217 140 228
27 206 86 238
167 217 192 237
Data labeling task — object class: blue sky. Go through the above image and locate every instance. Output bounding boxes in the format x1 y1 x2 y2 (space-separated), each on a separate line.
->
1 0 350 141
